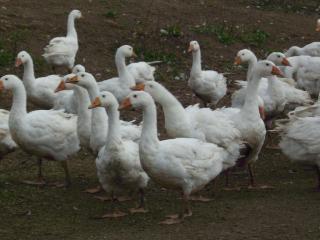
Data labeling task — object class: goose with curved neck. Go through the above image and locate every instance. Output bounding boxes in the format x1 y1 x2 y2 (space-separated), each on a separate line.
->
89 91 149 217
97 45 136 102
15 50 62 109
225 61 283 187
188 40 227 107
55 75 91 148
0 75 80 186
120 91 239 224
132 81 242 160
66 72 141 156
43 9 82 72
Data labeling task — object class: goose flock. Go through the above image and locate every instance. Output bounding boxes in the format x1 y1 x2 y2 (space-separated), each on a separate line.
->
1 9 320 224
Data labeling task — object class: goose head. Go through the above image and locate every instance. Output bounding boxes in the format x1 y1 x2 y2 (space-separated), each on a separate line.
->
70 9 82 19
15 51 31 67
316 19 320 32
234 49 255 65
266 52 291 66
119 91 152 110
55 74 77 93
117 45 137 58
188 40 200 52
252 60 284 79
65 71 96 89
0 75 22 92
131 81 165 101
72 64 86 74
89 91 118 109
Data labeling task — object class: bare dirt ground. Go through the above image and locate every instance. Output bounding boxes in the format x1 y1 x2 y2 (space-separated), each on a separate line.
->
1 0 320 239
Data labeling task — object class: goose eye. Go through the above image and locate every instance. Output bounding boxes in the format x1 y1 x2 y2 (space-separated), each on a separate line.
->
4 78 8 81
266 63 270 66
22 55 24 57
277 55 281 58
102 94 106 98
81 74 85 77
149 85 153 88
242 53 245 56
133 94 137 98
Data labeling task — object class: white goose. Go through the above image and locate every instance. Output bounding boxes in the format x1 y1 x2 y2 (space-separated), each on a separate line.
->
97 45 136 102
66 72 141 156
0 75 80 186
132 81 242 163
15 51 61 109
188 41 227 107
120 91 239 224
0 109 17 159
223 60 283 187
89 91 149 218
43 9 82 72
55 74 91 148
285 19 320 57
276 113 320 190
233 50 312 116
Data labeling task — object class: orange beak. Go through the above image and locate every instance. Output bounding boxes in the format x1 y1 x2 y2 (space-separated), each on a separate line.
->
234 56 242 65
258 106 265 120
0 80 4 92
119 97 132 110
188 45 193 53
281 58 291 66
88 97 101 109
65 75 79 84
15 58 22 67
55 80 66 93
271 66 284 77
131 83 145 91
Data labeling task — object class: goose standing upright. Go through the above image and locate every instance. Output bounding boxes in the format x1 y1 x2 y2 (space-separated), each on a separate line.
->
43 9 82 73
188 41 227 107
97 45 136 102
89 92 149 218
223 60 283 187
120 91 239 224
0 75 80 186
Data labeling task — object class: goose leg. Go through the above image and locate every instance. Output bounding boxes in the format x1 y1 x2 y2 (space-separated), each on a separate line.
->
84 184 103 194
160 193 192 224
129 188 148 214
53 161 71 188
97 192 127 218
22 158 46 186
247 163 274 190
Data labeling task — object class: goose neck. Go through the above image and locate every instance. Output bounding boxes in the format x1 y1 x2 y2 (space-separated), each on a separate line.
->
106 104 121 146
247 56 258 80
9 82 27 127
241 73 261 118
115 52 135 86
141 101 159 147
67 13 77 39
191 50 202 76
22 58 36 91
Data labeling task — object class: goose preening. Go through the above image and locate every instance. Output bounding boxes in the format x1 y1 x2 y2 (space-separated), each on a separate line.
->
0 75 80 187
43 9 82 73
0 109 17 159
97 45 137 102
89 91 149 218
222 60 283 188
119 91 239 224
285 19 320 57
188 41 227 107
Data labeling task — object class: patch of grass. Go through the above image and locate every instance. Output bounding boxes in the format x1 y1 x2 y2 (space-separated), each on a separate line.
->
191 24 269 46
240 29 269 47
191 24 236 45
103 10 117 18
160 25 182 38
135 47 176 64
0 40 15 68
